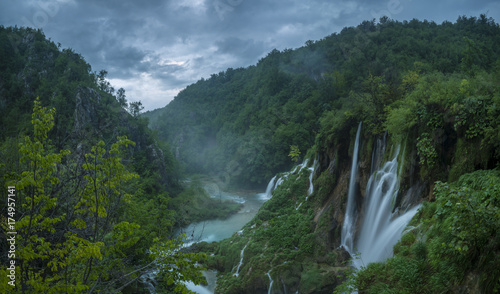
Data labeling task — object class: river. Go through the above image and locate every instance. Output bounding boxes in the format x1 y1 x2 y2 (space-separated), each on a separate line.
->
181 185 270 293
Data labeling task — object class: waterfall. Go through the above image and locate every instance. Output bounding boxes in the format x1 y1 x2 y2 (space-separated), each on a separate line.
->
294 159 309 173
340 123 419 270
234 243 248 276
266 176 277 196
306 158 318 197
260 176 277 200
266 270 273 294
341 122 362 254
307 166 314 196
353 147 420 268
370 133 387 174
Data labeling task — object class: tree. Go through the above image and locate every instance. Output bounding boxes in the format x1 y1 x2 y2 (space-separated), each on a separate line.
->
96 69 114 94
128 101 144 117
77 136 140 288
288 145 301 162
150 235 206 294
116 87 128 108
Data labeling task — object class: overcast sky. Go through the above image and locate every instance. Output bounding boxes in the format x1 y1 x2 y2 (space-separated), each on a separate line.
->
1 0 499 111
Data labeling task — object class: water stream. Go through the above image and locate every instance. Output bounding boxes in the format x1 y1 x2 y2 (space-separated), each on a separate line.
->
341 122 363 255
266 270 274 294
181 189 266 247
234 243 248 277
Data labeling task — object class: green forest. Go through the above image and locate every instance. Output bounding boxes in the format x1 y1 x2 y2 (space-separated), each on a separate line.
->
0 26 239 293
1 14 500 294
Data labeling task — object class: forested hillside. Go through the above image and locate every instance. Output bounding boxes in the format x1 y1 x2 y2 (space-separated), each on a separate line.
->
145 15 500 189
0 26 238 293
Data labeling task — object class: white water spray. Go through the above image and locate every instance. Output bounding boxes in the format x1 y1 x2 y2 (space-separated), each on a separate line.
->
260 176 277 200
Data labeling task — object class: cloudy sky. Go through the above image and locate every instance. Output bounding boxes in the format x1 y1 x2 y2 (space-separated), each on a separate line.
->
1 0 499 111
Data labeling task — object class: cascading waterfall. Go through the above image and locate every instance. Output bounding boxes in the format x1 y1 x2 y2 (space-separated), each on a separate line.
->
261 158 317 203
306 158 318 198
260 176 277 200
353 147 420 268
340 122 362 254
339 125 421 270
295 159 318 210
340 123 420 271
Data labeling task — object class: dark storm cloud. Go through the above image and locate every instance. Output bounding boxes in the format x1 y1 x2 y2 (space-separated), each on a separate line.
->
1 0 499 110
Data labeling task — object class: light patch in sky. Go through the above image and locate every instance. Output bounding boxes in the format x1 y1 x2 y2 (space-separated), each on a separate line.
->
159 60 186 67
171 0 207 12
109 73 183 110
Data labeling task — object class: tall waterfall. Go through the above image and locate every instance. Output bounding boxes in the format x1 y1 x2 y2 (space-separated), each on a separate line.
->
341 122 362 254
341 123 420 269
353 147 420 268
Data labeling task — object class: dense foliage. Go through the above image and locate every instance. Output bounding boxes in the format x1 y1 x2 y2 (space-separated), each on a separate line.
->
0 99 206 293
146 15 500 188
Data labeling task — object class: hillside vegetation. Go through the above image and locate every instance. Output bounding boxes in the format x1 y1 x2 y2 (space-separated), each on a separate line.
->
145 15 500 190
